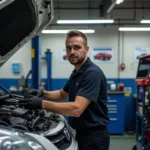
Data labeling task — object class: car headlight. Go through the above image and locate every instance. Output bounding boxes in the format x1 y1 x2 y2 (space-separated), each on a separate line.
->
0 128 45 150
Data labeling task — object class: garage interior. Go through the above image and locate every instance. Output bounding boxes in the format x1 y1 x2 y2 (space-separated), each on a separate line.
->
0 0 150 149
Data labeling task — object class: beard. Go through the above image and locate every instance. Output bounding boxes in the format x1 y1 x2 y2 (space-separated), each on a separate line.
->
68 55 85 65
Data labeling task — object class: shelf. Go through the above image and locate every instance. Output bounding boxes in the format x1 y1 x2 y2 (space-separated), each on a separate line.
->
107 90 124 94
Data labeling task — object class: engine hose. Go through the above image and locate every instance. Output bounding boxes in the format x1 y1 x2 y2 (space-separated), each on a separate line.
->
0 112 10 115
0 85 13 98
32 116 41 128
12 94 24 100
0 121 9 126
5 99 18 105
10 124 29 131
0 94 10 100
25 70 32 88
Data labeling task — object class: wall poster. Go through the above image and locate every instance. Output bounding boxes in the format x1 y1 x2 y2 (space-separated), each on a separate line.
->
60 48 68 62
91 48 114 63
134 47 150 63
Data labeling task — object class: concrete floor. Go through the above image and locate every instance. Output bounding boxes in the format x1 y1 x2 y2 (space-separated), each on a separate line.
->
109 135 136 150
70 127 137 150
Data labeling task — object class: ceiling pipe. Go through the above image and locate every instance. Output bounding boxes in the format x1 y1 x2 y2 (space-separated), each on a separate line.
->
107 1 116 13
115 7 150 10
54 7 150 10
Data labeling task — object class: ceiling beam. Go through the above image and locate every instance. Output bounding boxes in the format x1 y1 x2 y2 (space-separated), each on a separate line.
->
54 7 150 10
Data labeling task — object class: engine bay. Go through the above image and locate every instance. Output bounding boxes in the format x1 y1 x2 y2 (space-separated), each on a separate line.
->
0 85 61 133
0 85 72 150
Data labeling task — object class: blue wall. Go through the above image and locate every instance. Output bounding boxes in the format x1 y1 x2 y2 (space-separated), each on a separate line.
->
0 78 136 130
0 78 136 93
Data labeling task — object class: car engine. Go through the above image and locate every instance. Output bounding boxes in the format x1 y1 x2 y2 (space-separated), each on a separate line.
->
0 85 72 150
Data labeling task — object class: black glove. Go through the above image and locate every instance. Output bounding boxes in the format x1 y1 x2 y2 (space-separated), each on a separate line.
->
18 96 42 109
24 89 44 98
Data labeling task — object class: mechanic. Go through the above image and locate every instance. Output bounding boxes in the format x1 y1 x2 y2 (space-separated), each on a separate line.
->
21 30 110 150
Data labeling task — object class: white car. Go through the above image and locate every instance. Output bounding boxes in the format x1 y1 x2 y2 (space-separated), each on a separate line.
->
0 0 78 150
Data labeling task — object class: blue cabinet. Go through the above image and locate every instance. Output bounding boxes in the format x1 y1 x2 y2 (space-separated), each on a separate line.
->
107 91 124 135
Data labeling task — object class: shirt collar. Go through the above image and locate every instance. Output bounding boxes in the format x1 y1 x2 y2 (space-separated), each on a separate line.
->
72 57 91 75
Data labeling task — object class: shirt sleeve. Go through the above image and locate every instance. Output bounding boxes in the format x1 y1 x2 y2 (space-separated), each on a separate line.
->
63 79 70 93
77 70 101 103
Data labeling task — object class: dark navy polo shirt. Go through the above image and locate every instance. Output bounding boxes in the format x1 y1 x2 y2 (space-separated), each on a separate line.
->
63 57 109 130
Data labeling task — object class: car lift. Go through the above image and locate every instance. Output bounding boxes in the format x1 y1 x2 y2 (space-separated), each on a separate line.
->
133 54 150 150
42 49 52 90
31 36 52 90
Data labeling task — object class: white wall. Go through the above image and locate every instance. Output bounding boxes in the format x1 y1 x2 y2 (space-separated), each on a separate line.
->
0 41 31 79
120 31 150 78
41 27 150 79
0 27 150 79
41 34 74 79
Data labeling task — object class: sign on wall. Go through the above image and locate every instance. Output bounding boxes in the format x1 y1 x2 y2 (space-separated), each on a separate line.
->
12 62 21 73
134 47 150 63
60 48 68 62
91 48 114 63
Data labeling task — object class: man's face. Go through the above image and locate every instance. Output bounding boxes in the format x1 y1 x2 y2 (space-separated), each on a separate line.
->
65 36 89 65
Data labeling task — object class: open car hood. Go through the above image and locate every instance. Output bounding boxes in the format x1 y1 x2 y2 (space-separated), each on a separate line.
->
0 0 54 67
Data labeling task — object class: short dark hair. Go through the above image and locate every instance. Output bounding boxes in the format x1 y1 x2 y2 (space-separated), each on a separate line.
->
65 30 88 47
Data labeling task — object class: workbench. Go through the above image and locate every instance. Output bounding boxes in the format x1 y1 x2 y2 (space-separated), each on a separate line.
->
107 91 125 135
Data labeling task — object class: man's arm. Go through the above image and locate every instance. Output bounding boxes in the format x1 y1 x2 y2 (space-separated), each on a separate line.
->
42 96 91 117
43 89 69 102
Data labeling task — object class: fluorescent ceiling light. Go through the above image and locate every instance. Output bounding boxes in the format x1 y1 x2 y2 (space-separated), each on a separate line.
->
57 20 114 24
116 0 124 4
42 29 95 34
119 27 150 31
141 20 150 23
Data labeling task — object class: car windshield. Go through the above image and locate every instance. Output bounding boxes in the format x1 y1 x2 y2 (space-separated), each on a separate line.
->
137 57 150 78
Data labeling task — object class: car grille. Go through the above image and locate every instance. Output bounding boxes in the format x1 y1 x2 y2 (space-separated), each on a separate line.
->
45 127 72 150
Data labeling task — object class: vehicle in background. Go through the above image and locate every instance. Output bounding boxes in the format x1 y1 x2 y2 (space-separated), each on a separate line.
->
136 53 148 59
94 53 112 60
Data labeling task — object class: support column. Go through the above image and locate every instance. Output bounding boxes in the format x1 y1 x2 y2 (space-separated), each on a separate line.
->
45 49 52 91
31 36 41 89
